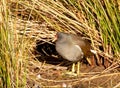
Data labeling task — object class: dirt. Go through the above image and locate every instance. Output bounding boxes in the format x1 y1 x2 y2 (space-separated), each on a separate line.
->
26 43 120 88
27 60 120 88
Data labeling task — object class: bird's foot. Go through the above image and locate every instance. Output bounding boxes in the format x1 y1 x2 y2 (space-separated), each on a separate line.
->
62 71 77 77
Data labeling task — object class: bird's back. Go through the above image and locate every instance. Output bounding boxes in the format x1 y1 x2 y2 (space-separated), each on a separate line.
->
70 34 93 57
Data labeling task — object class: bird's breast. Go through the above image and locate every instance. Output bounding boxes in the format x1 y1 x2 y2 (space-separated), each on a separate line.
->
56 43 84 62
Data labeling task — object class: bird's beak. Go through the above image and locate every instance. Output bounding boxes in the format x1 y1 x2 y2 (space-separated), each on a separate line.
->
52 34 57 42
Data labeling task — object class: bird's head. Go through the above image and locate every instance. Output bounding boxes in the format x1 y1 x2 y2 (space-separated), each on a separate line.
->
53 32 70 43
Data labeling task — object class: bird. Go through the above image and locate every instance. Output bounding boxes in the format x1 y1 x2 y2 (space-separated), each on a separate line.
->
54 32 96 76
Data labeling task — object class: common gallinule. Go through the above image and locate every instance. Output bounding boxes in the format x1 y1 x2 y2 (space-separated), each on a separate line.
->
54 32 96 75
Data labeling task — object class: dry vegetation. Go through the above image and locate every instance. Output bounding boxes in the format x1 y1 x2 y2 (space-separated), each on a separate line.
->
0 0 120 88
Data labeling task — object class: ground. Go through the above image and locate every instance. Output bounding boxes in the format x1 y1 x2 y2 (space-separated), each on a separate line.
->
26 42 120 88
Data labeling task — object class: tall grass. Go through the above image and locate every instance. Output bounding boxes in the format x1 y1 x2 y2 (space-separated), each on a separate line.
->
62 0 120 60
82 0 120 59
0 0 29 88
0 0 11 87
38 0 119 61
31 0 120 60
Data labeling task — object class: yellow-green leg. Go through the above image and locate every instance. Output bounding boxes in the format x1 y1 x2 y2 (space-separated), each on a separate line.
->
72 62 80 76
77 61 80 76
72 63 75 73
64 62 80 77
86 57 92 66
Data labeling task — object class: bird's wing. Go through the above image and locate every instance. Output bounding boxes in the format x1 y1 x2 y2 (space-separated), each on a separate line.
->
70 34 94 56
